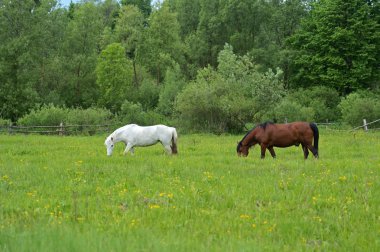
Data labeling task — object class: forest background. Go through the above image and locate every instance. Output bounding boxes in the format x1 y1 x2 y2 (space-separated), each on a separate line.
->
0 0 379 133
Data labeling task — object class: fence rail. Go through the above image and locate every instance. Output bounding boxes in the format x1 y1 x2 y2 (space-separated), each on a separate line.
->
0 123 119 135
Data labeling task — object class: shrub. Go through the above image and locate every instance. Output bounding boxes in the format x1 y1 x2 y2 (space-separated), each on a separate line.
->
17 105 114 135
287 86 340 122
338 91 380 128
119 100 167 126
0 118 11 127
175 44 284 133
66 108 114 135
17 104 68 126
263 99 315 123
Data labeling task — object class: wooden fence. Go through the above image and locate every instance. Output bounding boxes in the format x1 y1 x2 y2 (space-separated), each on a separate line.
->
0 123 118 135
0 119 378 135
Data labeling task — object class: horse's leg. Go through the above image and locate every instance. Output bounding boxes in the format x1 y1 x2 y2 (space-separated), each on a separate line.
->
260 144 267 159
130 147 135 155
301 144 309 159
123 143 133 155
160 142 172 154
268 146 276 158
306 143 318 158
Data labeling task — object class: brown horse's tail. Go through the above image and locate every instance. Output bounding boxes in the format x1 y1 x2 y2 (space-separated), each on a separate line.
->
310 123 319 151
171 128 178 154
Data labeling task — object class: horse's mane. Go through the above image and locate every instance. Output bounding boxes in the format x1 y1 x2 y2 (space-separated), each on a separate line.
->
237 122 274 150
258 121 274 130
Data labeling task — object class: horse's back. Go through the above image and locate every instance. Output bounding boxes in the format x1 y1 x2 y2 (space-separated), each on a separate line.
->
264 122 314 147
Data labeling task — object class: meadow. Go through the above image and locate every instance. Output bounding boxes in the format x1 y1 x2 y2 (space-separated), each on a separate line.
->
0 129 379 251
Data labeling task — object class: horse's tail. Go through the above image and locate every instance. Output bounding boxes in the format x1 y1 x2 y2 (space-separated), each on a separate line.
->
310 123 319 151
171 128 178 154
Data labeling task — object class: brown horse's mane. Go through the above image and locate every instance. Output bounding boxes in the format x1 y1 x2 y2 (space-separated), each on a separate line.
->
237 122 274 151
258 121 274 130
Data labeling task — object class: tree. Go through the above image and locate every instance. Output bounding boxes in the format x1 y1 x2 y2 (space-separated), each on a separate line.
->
60 2 104 107
0 0 66 120
121 0 152 18
114 5 145 85
176 44 284 133
289 0 380 94
96 43 134 112
137 5 184 84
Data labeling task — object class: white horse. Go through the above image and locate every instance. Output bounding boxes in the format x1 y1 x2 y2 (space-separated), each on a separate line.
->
104 124 178 156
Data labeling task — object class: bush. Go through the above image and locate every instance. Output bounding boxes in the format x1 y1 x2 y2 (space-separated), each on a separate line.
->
175 45 284 133
0 118 11 127
338 91 380 128
287 86 340 122
263 99 315 123
17 105 114 135
17 104 68 126
66 107 114 135
119 100 167 126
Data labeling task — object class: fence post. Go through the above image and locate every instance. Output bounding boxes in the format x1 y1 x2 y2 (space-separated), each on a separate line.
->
363 119 368 132
59 122 64 136
8 122 13 135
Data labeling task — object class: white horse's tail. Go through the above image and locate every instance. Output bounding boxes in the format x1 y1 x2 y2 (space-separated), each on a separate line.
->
171 128 178 154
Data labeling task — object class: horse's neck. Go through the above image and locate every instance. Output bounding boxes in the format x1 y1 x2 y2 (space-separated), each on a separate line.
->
245 130 259 145
112 130 125 143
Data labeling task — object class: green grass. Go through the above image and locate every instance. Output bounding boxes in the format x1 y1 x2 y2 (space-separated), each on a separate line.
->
0 130 379 251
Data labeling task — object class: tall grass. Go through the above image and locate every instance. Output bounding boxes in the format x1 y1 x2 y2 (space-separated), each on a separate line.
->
0 129 379 251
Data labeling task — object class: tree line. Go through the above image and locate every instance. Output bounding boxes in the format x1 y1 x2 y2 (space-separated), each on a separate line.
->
0 0 379 132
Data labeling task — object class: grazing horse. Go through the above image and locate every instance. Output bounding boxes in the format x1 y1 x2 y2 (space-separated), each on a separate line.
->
104 124 178 156
237 122 319 159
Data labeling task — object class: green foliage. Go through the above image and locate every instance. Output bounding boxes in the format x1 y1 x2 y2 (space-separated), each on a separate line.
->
121 0 152 18
16 105 114 134
288 86 341 122
17 104 68 126
137 5 184 83
176 45 284 133
157 64 186 116
289 0 380 93
60 2 104 107
263 99 315 123
96 43 134 112
0 118 11 127
119 100 166 126
338 91 380 127
137 78 161 110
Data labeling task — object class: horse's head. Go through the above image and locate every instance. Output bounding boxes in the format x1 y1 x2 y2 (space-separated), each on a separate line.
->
236 141 250 157
104 136 115 156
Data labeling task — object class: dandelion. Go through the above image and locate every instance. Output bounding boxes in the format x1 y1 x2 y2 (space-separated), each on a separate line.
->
203 171 213 179
339 176 347 182
252 224 256 229
240 214 251 219
267 224 276 233
312 196 318 205
313 216 322 222
149 204 160 209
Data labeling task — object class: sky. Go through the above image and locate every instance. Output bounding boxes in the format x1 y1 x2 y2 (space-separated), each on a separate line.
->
60 0 80 7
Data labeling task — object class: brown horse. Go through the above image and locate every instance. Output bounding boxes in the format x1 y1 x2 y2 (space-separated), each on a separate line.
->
237 122 319 159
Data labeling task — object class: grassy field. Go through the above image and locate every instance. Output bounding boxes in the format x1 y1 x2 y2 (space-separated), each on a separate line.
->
0 129 379 251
